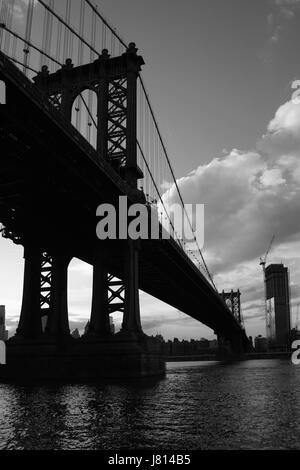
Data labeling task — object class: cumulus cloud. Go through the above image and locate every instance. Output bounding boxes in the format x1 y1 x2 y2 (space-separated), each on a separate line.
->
163 99 300 330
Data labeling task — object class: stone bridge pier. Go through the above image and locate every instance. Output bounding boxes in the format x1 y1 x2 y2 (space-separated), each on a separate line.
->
217 333 249 360
2 239 165 380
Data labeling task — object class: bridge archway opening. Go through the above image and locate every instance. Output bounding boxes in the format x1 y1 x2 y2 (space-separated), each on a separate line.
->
68 258 93 338
0 80 6 104
71 89 98 150
108 274 125 334
0 238 23 339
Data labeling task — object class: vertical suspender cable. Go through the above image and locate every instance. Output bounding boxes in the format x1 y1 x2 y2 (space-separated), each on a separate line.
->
3 0 15 54
41 0 54 70
7 0 14 53
41 2 48 67
63 0 71 61
45 0 54 69
23 0 34 75
76 0 85 131
0 0 9 50
87 6 96 144
56 18 62 64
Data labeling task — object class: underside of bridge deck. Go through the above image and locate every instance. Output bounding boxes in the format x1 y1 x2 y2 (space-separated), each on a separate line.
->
0 51 249 379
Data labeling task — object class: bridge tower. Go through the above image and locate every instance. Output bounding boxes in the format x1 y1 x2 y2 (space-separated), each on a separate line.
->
13 43 146 342
217 290 248 357
220 290 242 325
0 43 167 379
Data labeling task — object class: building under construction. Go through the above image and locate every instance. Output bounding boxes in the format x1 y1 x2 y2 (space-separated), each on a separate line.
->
0 305 8 341
265 264 291 350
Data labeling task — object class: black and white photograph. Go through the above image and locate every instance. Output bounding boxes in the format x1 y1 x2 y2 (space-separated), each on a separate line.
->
0 0 300 456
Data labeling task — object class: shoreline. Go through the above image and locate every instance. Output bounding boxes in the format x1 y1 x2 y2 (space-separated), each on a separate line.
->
166 352 291 362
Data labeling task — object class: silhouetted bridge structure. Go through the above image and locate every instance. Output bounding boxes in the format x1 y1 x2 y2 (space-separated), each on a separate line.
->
0 0 249 378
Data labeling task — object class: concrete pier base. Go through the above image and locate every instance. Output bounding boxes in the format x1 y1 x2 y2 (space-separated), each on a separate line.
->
0 335 166 381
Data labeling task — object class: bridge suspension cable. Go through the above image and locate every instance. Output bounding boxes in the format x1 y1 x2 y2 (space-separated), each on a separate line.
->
0 0 217 289
83 0 127 49
36 0 100 59
23 0 34 75
3 54 39 74
0 24 62 67
137 75 217 290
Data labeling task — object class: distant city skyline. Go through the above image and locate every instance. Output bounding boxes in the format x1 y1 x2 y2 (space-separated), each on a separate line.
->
1 0 300 340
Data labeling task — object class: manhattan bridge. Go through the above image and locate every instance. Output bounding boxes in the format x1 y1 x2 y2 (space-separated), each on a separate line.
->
0 0 250 378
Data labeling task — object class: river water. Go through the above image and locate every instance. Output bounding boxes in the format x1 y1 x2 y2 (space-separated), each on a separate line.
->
0 359 299 450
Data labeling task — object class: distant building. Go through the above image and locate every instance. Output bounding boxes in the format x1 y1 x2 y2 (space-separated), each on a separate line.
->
265 264 291 350
290 328 300 342
162 337 219 356
82 318 115 335
254 335 268 352
198 338 209 350
172 338 185 355
84 321 90 335
109 316 115 334
208 339 218 349
0 305 8 341
41 315 48 333
164 340 172 356
71 328 80 339
154 334 164 343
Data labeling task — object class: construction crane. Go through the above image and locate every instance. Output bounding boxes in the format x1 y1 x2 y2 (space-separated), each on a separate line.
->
259 235 275 341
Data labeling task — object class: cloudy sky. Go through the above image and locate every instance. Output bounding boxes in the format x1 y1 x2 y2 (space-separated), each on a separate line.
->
1 0 300 340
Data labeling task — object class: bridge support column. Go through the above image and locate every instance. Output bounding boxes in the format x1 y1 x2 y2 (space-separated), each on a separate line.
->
87 247 111 336
16 244 42 338
46 254 71 337
217 334 244 359
121 240 143 336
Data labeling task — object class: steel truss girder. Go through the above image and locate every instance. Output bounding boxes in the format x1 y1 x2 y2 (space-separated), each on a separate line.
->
40 252 52 313
107 77 127 169
220 290 242 325
107 274 125 315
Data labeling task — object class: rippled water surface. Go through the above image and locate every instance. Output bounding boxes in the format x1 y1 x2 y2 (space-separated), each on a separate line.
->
0 359 300 450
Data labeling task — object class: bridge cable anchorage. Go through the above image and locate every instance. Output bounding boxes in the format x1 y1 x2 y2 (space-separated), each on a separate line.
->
138 74 217 291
